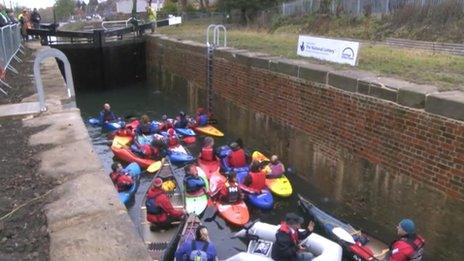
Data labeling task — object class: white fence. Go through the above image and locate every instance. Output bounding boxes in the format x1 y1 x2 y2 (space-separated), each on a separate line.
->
281 0 464 17
0 24 23 95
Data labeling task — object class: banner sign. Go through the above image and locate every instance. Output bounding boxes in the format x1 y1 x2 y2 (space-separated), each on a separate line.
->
297 35 360 66
168 16 182 25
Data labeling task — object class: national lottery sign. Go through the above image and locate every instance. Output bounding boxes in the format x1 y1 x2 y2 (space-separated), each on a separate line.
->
297 35 360 66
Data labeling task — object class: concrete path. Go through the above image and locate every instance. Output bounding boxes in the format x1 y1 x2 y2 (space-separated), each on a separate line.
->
17 42 150 260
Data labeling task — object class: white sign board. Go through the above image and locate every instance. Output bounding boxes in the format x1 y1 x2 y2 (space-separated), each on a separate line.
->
168 16 182 25
297 35 360 66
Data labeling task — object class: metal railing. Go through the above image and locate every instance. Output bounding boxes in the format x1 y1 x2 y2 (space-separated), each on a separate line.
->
101 17 142 31
206 24 227 47
0 24 23 95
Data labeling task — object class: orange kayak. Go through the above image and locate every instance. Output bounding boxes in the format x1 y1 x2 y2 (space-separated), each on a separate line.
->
216 201 250 227
111 135 156 169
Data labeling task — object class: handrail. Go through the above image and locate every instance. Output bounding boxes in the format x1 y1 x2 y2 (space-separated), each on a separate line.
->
33 48 75 111
206 24 227 47
206 24 216 47
101 17 142 31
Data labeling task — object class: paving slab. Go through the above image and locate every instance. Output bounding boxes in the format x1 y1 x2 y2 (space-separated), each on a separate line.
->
0 101 41 118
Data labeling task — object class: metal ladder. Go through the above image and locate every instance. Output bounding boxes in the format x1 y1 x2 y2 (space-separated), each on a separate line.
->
205 24 227 114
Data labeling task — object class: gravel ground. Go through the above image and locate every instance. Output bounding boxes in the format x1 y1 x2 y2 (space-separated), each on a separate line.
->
0 41 57 260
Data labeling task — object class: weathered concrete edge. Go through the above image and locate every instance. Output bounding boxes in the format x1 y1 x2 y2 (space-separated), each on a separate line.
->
24 108 150 261
147 35 464 122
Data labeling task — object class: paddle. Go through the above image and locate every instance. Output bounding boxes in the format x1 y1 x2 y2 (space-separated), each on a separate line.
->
332 227 356 244
203 205 224 230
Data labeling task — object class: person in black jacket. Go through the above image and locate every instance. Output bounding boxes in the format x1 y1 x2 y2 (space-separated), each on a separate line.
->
271 213 315 261
30 8 41 29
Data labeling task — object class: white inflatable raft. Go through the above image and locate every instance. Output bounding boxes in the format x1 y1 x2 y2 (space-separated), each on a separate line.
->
226 221 343 261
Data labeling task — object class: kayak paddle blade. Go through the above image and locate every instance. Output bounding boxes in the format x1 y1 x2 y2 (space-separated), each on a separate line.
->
332 227 356 244
147 161 162 173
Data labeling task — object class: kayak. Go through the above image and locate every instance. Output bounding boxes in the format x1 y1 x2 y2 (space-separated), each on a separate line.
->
252 151 293 198
168 144 196 164
175 128 196 136
197 156 220 179
111 135 158 169
140 161 186 260
185 167 209 215
209 172 249 227
230 220 343 261
118 162 142 205
88 117 125 132
194 125 224 137
242 187 274 210
298 195 390 261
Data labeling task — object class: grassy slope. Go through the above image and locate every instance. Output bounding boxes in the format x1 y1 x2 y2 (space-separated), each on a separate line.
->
159 22 464 91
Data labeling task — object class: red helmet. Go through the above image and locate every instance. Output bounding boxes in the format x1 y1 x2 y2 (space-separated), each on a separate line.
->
167 128 175 136
141 145 152 156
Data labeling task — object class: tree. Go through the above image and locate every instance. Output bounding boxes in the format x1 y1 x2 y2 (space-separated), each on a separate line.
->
218 0 282 24
54 0 76 21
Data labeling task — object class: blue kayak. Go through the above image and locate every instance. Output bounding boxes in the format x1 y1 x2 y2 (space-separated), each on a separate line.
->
88 117 125 132
168 145 196 164
247 189 274 210
175 128 196 137
118 162 142 205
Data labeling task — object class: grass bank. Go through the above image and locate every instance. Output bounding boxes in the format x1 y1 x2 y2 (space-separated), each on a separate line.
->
159 22 464 91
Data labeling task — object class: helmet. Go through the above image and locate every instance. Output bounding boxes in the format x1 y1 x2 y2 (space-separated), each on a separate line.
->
179 111 186 117
229 142 239 150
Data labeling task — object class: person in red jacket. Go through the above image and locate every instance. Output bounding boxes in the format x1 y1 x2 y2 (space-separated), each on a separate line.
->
166 128 179 148
109 162 134 192
243 160 266 192
227 142 247 168
146 178 186 229
200 137 215 161
211 171 243 204
388 219 425 261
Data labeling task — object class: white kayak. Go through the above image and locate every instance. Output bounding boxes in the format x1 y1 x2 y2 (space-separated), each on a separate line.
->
227 221 343 261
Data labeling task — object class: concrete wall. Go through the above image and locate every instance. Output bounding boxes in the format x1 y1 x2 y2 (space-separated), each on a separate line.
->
146 34 464 260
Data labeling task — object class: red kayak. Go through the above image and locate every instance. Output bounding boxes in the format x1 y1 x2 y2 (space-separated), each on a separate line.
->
198 155 220 179
209 172 249 227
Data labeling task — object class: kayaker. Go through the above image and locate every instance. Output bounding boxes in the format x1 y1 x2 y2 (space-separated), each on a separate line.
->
271 213 315 261
184 164 206 194
214 171 243 204
200 137 215 161
267 155 285 178
136 114 155 135
243 160 266 191
146 177 186 229
167 128 179 147
175 225 218 261
98 103 117 124
109 162 134 192
387 219 425 261
227 142 247 168
195 107 209 127
158 114 172 131
174 111 189 128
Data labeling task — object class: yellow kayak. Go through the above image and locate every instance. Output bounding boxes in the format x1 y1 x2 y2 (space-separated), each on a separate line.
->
195 125 224 137
252 151 293 198
112 135 132 148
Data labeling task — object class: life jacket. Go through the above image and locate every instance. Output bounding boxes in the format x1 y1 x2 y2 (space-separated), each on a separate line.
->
139 123 152 135
390 235 425 261
146 191 164 215
102 110 115 122
403 235 425 261
200 146 214 161
189 240 209 261
228 149 246 168
225 181 239 203
248 171 266 191
184 175 204 194
279 221 299 245
116 175 133 192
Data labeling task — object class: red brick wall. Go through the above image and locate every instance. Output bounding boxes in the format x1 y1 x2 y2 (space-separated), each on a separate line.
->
147 36 464 200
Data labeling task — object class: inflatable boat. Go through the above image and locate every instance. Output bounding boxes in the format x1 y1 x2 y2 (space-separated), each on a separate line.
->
228 220 343 261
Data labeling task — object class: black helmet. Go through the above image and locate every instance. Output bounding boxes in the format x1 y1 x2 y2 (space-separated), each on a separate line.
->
229 142 239 150
179 111 186 117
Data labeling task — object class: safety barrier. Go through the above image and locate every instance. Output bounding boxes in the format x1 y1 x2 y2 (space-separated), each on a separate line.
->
0 24 23 95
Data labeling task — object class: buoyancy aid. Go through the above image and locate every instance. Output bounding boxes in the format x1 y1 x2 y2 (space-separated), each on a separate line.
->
200 146 214 161
248 171 266 191
225 181 239 203
279 221 299 244
228 149 246 168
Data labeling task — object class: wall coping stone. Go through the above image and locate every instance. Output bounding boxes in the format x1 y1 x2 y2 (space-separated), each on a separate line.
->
426 91 464 121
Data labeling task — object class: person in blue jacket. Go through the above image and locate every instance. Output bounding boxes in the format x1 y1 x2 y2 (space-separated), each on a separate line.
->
174 111 189 128
175 225 217 261
184 164 206 194
99 103 117 124
136 114 157 135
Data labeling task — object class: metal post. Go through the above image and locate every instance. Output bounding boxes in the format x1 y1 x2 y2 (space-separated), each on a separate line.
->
357 0 361 16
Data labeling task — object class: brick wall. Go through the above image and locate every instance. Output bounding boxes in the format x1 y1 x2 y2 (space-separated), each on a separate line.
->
146 35 464 200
